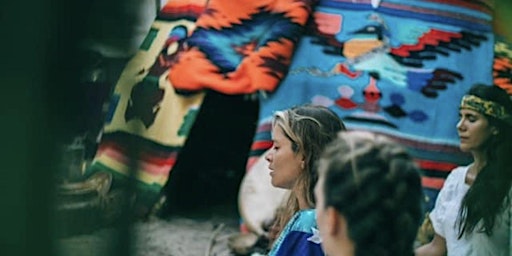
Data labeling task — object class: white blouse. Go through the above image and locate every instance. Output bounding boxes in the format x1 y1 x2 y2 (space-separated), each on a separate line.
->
430 165 510 256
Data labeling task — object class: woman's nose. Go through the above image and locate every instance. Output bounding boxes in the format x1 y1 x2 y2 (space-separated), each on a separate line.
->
265 151 272 162
456 118 465 131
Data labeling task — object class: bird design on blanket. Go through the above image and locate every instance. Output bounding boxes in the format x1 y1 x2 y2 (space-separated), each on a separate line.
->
310 13 489 98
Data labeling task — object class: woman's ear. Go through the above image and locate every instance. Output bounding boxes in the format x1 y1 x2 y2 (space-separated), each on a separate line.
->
298 152 306 169
326 207 345 236
326 207 350 240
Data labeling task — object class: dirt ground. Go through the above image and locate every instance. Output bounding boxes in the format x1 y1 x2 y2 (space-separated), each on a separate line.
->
56 203 242 256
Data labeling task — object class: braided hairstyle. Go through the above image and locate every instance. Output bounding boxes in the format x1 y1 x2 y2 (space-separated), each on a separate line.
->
318 131 423 256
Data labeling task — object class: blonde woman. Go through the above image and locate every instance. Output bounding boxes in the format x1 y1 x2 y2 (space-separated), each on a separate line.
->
266 104 346 256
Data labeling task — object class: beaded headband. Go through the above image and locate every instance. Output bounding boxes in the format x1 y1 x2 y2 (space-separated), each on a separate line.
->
460 95 512 124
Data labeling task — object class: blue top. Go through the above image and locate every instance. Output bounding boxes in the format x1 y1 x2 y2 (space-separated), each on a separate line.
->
268 209 325 256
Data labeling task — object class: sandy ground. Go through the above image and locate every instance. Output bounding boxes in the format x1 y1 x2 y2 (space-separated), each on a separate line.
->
56 203 242 256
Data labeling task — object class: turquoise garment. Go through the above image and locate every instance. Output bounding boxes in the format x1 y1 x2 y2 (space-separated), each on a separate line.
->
268 209 324 256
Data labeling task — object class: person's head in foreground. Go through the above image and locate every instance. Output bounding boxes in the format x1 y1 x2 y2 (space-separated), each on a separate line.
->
266 105 345 230
315 131 423 256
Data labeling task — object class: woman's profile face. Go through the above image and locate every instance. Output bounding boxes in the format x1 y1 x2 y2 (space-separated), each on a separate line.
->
457 108 494 153
265 125 304 189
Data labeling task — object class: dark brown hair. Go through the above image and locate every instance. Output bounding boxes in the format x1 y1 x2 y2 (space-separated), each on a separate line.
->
458 84 512 238
318 131 423 256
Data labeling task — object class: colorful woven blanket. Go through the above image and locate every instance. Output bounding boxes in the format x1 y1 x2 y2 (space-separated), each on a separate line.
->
86 0 315 211
168 0 316 94
249 0 498 211
86 0 208 210
86 0 512 214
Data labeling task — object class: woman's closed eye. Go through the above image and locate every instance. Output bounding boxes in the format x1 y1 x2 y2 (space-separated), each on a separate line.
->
459 113 477 123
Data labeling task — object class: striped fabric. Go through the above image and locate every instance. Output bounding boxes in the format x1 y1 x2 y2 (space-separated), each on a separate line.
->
85 0 208 209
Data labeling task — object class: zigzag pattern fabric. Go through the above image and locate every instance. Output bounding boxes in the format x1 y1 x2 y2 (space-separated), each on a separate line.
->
86 0 512 214
248 0 497 212
168 0 317 94
86 0 315 210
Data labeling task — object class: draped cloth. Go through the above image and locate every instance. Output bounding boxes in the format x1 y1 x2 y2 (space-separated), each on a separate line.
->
86 0 511 216
85 0 209 209
168 0 317 94
248 0 496 213
160 0 320 232
85 0 315 210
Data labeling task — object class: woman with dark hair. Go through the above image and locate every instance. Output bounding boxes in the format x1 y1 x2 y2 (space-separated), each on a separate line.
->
314 130 424 256
416 84 512 255
265 104 346 256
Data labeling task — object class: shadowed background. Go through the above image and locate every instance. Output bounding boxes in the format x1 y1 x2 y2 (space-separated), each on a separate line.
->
1 0 512 255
